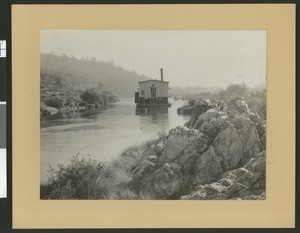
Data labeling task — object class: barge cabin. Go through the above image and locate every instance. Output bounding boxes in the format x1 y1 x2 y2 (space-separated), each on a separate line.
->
135 68 170 108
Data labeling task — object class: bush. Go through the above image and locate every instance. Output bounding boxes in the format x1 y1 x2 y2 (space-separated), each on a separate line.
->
78 101 88 107
80 89 117 105
227 83 249 96
40 139 158 200
219 83 249 98
41 155 108 199
80 88 103 104
45 96 64 109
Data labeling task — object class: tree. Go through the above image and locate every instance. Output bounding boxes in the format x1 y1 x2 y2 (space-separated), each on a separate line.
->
226 82 249 96
80 88 103 104
46 97 64 109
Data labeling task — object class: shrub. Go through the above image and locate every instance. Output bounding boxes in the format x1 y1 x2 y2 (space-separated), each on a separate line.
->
80 88 102 104
227 83 249 96
78 101 88 106
45 96 64 109
40 138 158 200
219 83 249 98
41 155 108 199
80 89 117 105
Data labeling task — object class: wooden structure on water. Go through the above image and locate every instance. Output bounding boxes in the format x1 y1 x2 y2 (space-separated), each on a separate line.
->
135 68 170 108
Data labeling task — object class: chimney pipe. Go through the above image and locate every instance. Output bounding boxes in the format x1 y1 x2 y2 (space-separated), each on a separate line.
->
160 68 163 81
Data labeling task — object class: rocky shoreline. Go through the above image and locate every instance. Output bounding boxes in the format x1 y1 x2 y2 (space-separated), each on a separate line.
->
41 96 266 200
40 72 118 119
128 97 266 199
40 100 116 119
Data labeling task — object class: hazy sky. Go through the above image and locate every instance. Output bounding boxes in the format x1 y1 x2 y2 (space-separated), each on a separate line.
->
41 30 266 88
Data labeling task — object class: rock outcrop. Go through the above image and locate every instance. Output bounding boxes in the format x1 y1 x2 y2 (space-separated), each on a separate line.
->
190 146 223 186
139 163 184 199
40 103 59 117
130 97 266 200
181 151 266 200
213 124 244 171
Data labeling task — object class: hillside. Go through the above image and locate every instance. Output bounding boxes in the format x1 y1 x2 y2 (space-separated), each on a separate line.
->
41 53 151 97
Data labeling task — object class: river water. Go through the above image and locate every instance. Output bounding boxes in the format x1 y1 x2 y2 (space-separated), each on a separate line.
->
40 98 190 181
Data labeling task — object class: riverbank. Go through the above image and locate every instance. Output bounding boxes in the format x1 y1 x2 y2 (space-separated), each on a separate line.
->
40 72 118 119
41 96 266 200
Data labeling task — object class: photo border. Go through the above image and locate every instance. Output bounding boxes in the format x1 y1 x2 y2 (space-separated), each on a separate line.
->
8 2 295 228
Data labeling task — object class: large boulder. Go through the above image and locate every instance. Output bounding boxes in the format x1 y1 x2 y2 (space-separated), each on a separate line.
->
158 126 205 166
141 163 183 199
131 160 157 186
213 124 244 171
197 110 228 138
184 98 213 128
231 114 262 165
228 99 250 114
181 151 266 200
40 104 59 117
190 146 223 186
247 112 263 125
153 140 164 157
177 106 195 115
173 137 208 175
185 108 229 142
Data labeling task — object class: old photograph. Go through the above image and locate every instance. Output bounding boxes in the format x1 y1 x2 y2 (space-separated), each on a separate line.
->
40 30 266 200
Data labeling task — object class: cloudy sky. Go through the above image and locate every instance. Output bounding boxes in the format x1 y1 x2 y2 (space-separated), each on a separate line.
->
41 30 266 88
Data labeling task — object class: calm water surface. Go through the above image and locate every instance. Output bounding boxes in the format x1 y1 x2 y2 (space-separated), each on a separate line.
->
40 98 189 181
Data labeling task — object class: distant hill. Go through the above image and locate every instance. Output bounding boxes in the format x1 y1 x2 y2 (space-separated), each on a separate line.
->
41 53 151 97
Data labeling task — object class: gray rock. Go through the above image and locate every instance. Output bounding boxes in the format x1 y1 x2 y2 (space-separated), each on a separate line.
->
174 137 209 174
213 124 244 171
228 99 250 114
158 126 204 166
132 160 156 181
142 163 183 199
181 151 266 200
231 115 262 165
177 106 194 115
191 146 223 186
41 105 59 116
153 141 164 157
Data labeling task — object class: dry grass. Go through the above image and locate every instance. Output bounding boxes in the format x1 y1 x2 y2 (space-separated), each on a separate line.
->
40 138 158 200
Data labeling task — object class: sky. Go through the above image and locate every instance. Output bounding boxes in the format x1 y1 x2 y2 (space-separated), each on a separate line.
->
41 30 266 88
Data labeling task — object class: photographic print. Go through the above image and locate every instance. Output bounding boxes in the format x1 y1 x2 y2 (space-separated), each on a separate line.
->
40 30 266 200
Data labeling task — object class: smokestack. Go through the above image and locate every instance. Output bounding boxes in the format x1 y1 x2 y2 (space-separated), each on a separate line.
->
160 68 163 81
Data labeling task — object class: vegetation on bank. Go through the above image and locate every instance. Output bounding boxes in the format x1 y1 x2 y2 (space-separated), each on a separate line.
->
40 72 118 119
40 139 158 200
178 83 266 120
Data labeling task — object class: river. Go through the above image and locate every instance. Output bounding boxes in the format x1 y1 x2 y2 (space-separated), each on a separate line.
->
40 98 190 181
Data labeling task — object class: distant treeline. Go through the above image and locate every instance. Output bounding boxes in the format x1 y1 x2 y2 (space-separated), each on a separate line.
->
169 82 266 97
169 86 221 96
178 82 266 120
41 53 150 97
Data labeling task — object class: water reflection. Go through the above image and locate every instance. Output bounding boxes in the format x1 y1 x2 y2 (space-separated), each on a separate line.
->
135 106 169 119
